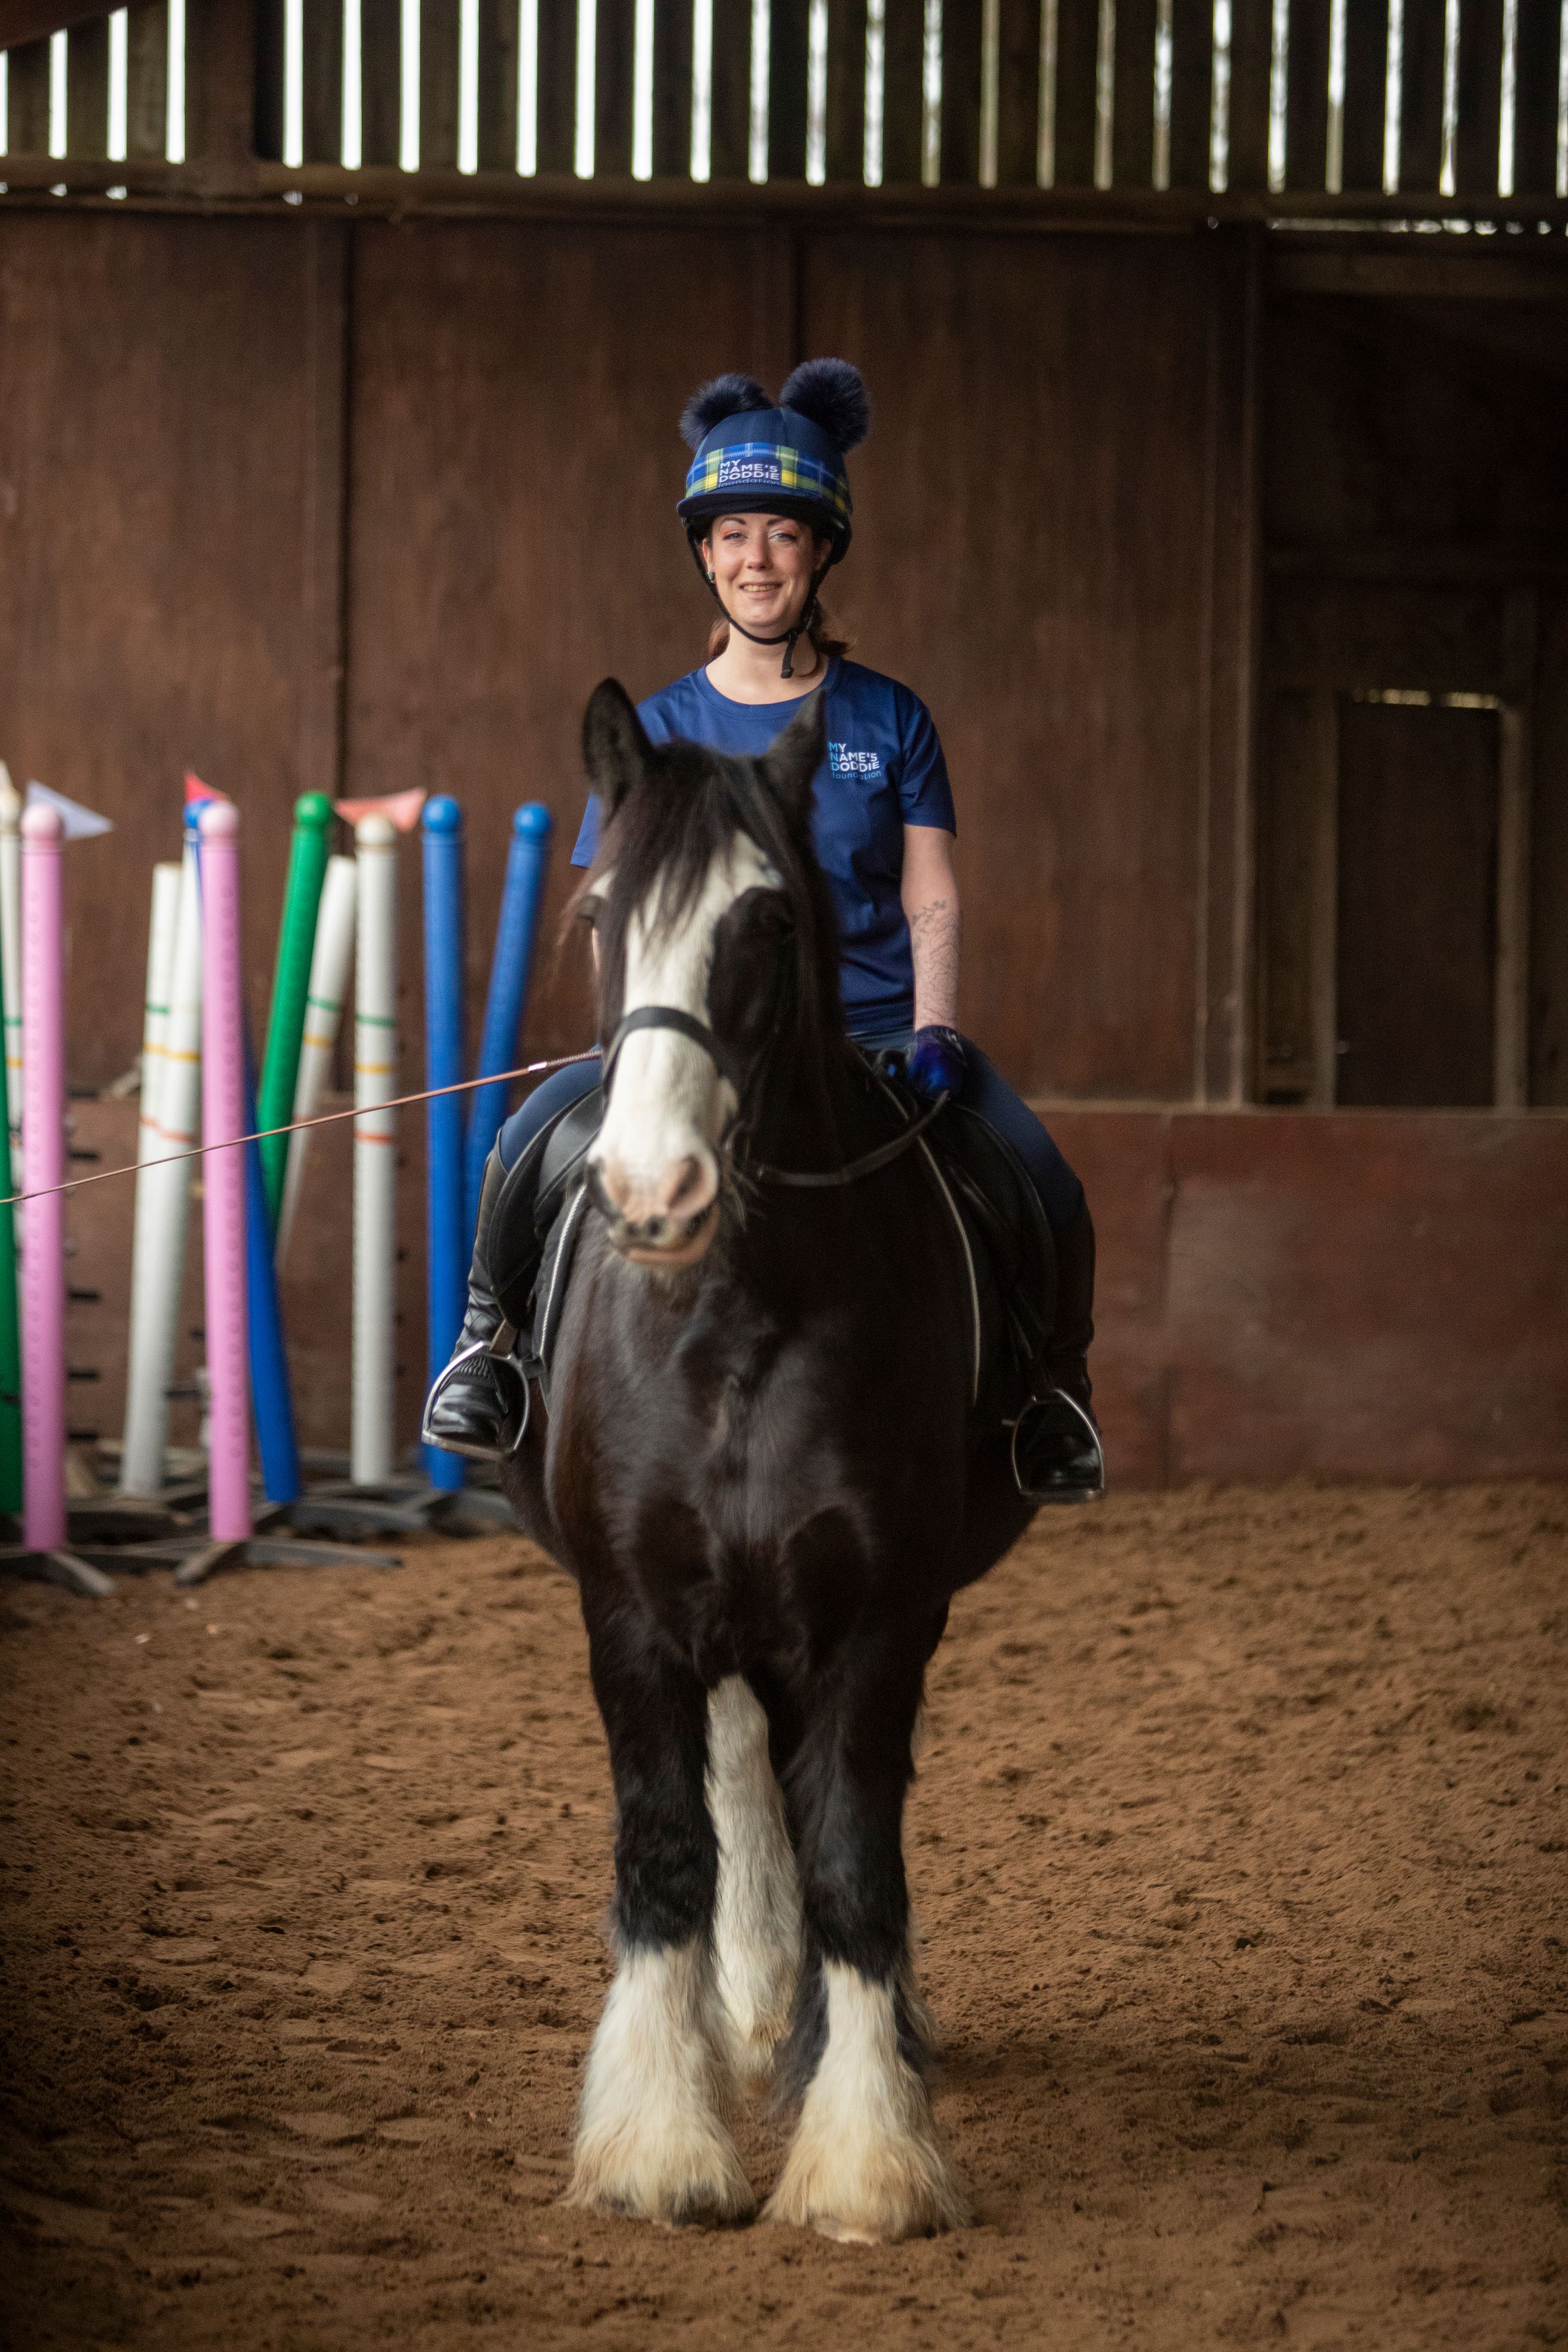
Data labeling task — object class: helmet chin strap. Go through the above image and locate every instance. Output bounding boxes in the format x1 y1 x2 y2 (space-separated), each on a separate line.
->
697 545 832 681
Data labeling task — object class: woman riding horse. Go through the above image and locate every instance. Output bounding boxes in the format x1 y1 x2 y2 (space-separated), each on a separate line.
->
423 359 1103 1505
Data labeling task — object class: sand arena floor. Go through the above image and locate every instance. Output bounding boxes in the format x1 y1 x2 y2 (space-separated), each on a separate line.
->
2 1483 1565 2350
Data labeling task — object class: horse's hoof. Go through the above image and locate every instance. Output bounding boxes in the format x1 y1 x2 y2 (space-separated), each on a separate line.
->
567 2148 755 2231
810 2213 885 2245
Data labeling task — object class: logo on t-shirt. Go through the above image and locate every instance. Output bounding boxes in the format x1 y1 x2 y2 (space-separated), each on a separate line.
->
829 741 881 777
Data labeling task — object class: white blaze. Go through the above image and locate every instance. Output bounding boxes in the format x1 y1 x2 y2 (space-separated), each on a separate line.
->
593 834 780 1221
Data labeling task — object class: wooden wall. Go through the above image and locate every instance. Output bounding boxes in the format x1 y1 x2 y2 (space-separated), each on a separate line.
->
0 206 1253 1104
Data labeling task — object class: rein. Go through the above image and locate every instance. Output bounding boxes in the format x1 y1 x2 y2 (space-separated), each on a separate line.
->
601 1004 948 1191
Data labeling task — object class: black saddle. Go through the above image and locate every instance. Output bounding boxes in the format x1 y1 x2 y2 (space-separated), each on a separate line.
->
489 1087 604 1400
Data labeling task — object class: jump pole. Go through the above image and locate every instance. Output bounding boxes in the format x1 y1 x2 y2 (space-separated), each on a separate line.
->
0 764 22 1194
118 863 181 1485
353 815 398 1487
257 792 334 1237
199 803 250 1546
244 1036 301 1507
0 937 20 1518
421 798 466 1493
119 819 204 1496
20 802 66 1552
275 852 356 1267
464 803 553 1236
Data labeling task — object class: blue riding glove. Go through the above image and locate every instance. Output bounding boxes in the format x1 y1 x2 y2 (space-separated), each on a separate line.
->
906 1024 967 1103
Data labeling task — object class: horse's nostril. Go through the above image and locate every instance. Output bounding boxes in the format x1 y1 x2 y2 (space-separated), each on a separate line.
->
665 1157 710 1217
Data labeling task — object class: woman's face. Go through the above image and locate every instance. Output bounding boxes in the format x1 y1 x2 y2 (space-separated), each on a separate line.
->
701 512 822 636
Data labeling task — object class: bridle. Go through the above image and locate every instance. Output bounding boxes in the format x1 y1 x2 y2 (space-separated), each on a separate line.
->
600 1001 948 1190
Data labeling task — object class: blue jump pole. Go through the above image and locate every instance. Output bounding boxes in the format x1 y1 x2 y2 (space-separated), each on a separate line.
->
464 803 554 1237
422 797 467 1492
243 1035 301 1506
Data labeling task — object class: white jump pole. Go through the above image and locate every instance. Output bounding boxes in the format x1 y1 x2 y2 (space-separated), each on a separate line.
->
352 817 398 1486
20 803 66 1553
275 852 356 1267
121 858 181 1422
118 823 203 1496
0 764 23 1195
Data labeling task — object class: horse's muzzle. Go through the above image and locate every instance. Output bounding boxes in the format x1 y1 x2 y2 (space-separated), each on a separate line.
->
585 1160 721 1268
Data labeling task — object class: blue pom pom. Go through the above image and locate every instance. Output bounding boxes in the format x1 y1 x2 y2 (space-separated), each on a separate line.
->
678 373 773 451
778 359 871 454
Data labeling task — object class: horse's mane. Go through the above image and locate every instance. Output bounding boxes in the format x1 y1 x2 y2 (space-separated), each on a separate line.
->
574 736 846 1073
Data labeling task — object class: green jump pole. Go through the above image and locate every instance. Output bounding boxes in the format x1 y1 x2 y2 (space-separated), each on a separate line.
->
257 791 335 1236
0 942 21 1515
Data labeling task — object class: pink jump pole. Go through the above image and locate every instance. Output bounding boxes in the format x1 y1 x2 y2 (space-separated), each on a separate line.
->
20 803 65 1552
199 802 251 1545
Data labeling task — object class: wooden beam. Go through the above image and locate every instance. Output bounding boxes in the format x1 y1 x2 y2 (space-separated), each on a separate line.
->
1167 0 1213 190
2 144 1564 224
651 0 694 175
823 0 867 182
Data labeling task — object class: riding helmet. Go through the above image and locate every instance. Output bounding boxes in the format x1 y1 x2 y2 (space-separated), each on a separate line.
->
676 359 871 566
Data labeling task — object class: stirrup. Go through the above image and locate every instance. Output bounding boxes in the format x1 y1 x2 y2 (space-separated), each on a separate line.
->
421 1332 532 1462
1010 1389 1105 1506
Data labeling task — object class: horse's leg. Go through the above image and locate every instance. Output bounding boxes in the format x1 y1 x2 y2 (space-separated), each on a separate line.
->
764 1633 969 2245
568 1604 754 2227
706 1675 803 2090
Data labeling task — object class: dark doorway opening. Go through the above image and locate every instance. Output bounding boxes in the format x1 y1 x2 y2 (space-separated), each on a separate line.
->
1335 697 1500 1107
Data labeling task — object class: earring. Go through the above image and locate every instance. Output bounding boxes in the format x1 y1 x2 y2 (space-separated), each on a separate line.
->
707 570 715 582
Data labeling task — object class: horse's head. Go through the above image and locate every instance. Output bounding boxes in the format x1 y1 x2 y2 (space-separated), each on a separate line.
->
574 677 833 1270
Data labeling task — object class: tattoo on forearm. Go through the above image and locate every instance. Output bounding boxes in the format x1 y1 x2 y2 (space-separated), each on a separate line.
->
909 894 961 1030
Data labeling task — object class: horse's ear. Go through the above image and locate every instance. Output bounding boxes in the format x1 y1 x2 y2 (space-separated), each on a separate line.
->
760 690 826 828
582 679 653 819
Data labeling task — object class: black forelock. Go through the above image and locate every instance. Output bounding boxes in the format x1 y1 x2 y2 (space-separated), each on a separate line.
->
575 735 843 1063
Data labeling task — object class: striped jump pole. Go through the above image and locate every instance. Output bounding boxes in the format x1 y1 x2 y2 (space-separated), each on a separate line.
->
353 815 398 1487
119 817 204 1496
464 803 553 1237
257 791 334 1237
275 852 356 1269
19 803 66 1553
199 803 250 1546
422 798 466 1493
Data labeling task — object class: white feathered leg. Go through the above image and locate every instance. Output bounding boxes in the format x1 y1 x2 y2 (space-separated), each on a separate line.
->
568 1939 754 2226
765 1962 970 2243
706 1675 803 2089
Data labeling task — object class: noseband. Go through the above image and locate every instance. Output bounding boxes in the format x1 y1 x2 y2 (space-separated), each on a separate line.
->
601 1005 745 1100
598 1002 947 1190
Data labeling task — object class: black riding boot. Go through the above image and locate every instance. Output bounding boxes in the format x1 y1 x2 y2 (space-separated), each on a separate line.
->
421 1147 535 1461
1012 1199 1106 1504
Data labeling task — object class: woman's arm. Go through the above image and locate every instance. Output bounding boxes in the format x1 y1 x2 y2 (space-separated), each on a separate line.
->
902 824 961 1032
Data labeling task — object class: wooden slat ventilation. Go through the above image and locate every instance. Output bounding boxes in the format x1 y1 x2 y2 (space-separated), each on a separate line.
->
0 0 1563 204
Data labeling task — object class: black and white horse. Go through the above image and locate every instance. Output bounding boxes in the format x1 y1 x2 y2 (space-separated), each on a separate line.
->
503 681 1036 2242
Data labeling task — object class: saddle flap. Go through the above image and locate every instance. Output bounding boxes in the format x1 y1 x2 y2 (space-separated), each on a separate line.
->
922 1099 1057 1421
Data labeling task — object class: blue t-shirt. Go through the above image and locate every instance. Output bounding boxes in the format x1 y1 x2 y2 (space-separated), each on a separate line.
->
571 658 956 1032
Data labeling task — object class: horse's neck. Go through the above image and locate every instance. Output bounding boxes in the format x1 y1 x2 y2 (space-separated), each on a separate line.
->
746 1022 875 1174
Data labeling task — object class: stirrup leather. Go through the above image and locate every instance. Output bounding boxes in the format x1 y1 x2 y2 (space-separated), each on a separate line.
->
1010 1388 1105 1506
421 1326 532 1461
